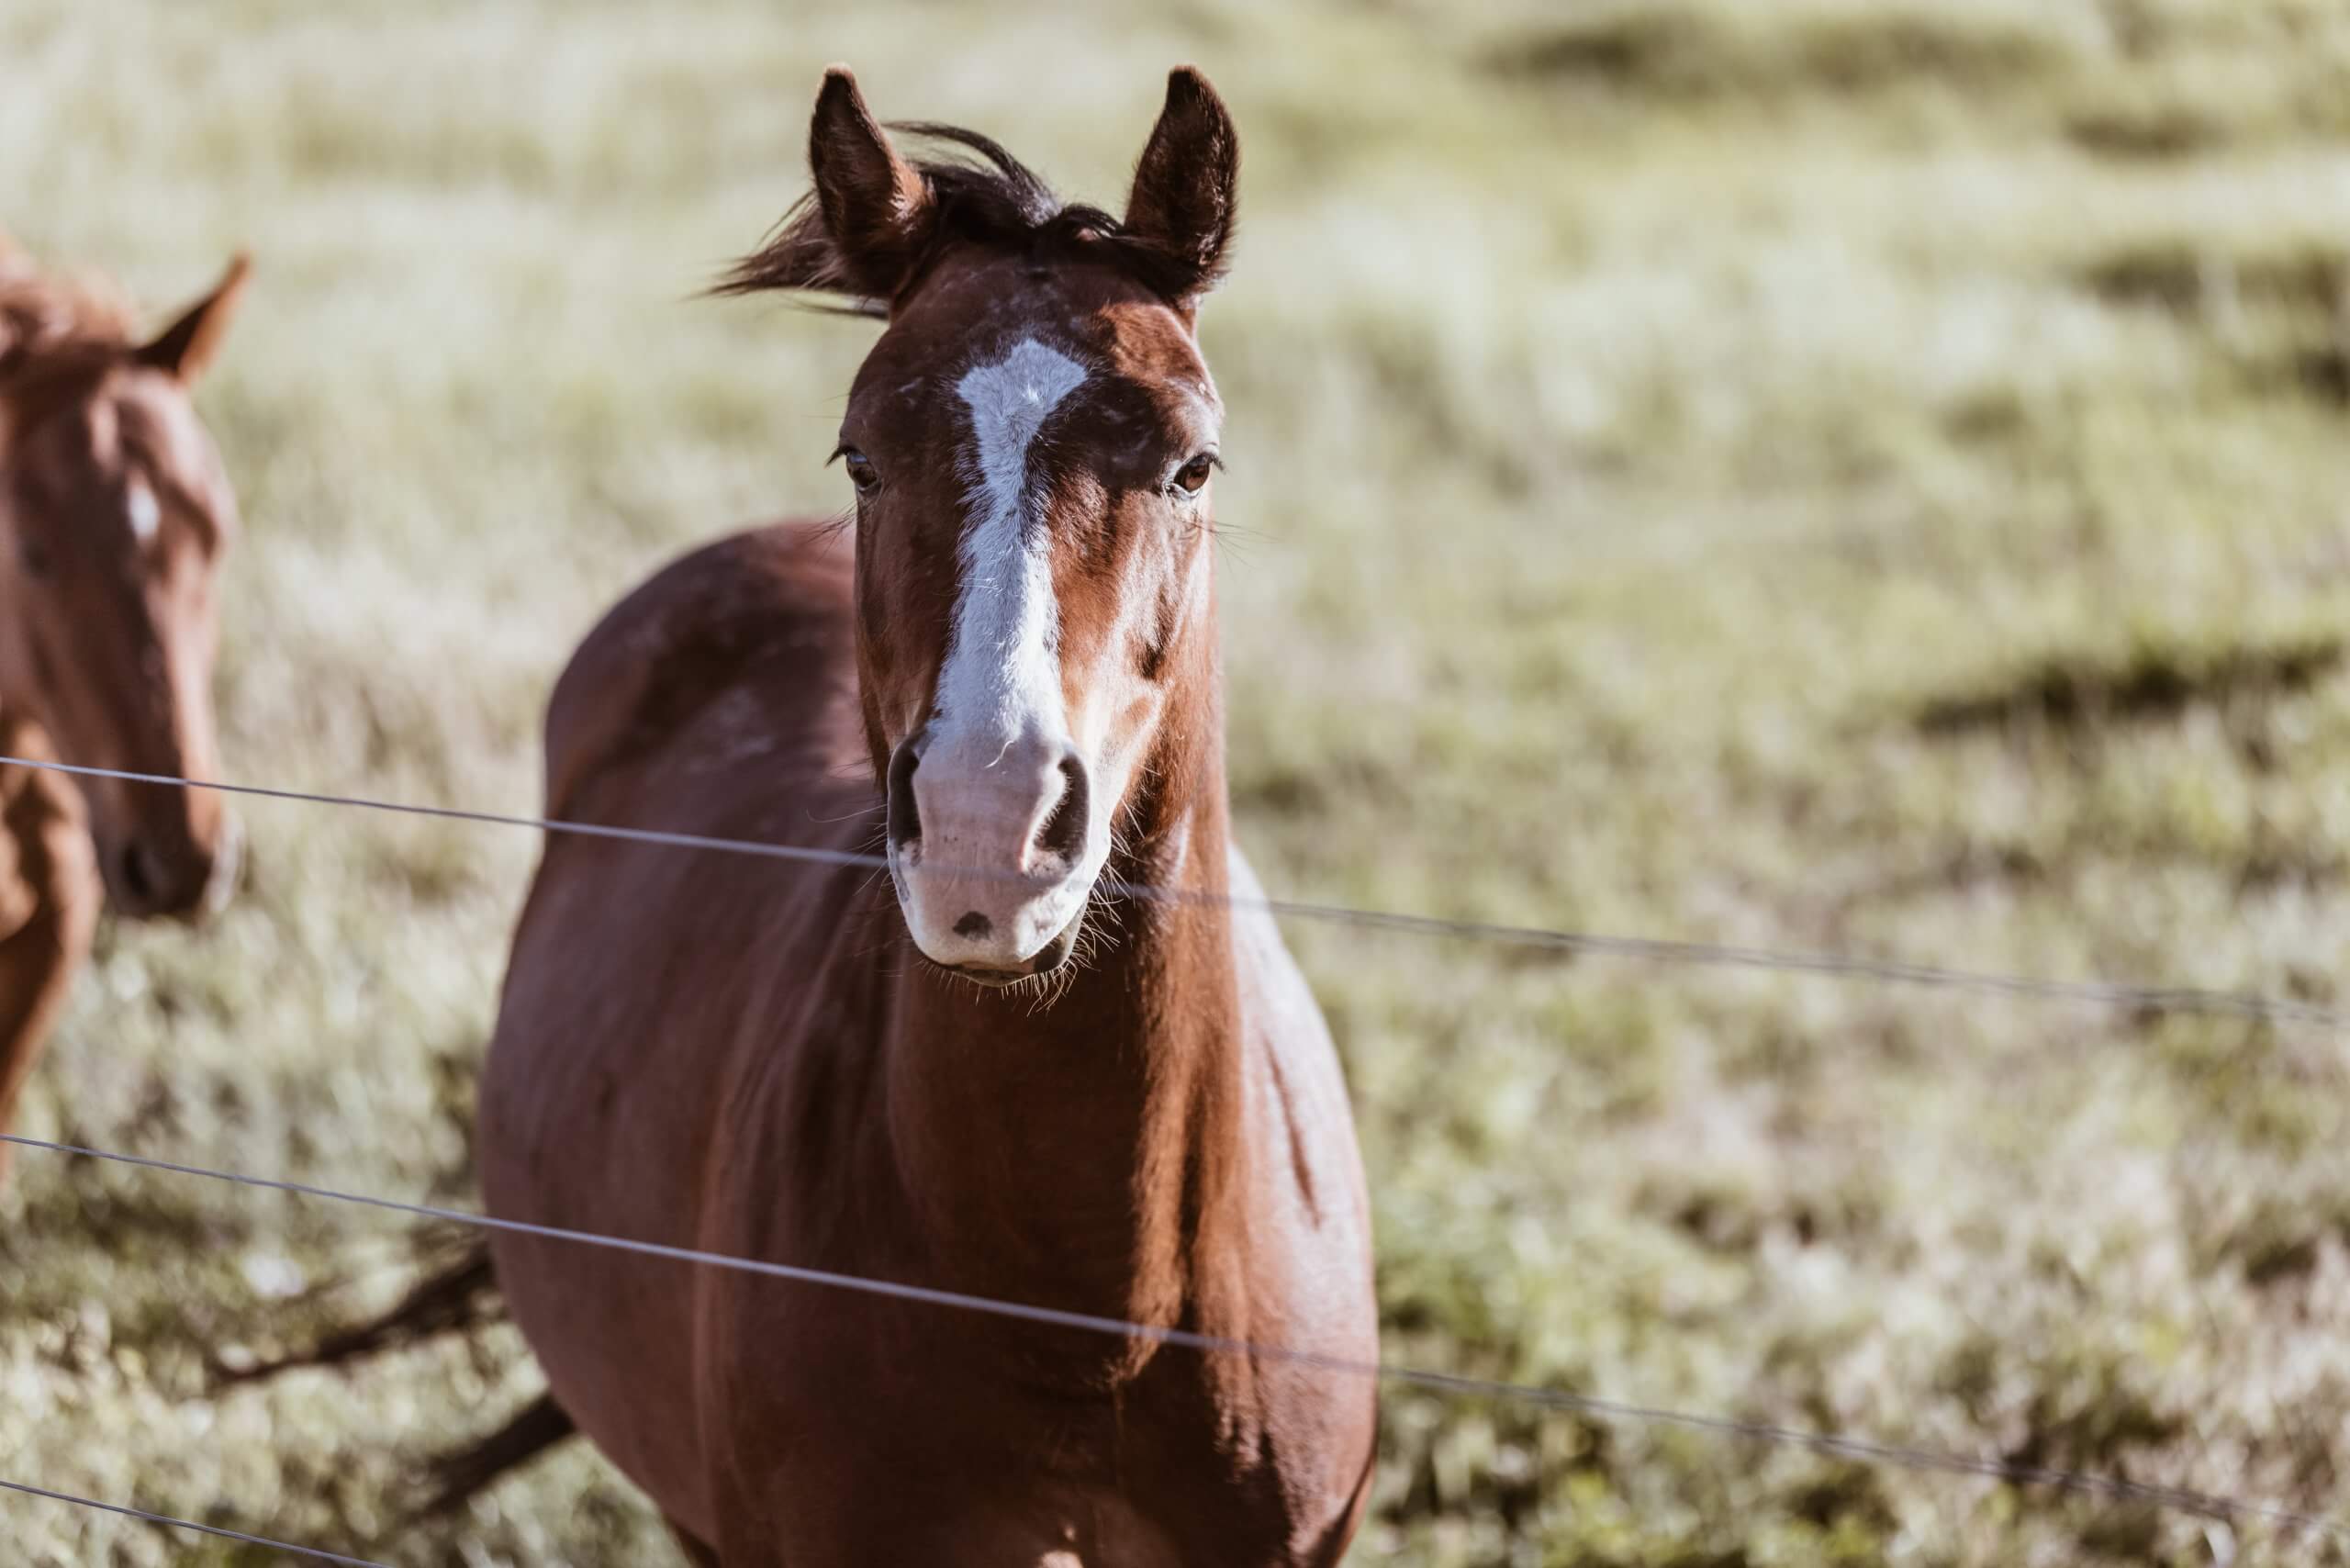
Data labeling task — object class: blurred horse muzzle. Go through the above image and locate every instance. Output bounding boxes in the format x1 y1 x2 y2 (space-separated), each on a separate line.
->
99 807 242 923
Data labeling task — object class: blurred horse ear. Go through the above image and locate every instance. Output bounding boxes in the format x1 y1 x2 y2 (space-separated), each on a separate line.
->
137 254 251 385
1123 67 1239 303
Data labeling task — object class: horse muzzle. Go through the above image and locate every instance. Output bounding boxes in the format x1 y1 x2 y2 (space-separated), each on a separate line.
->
886 731 1102 977
100 807 243 923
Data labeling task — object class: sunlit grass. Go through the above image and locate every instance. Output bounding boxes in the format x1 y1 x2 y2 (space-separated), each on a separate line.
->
6 0 2350 1562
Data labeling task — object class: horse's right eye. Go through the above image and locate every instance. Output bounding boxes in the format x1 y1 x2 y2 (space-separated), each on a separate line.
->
1170 453 1218 498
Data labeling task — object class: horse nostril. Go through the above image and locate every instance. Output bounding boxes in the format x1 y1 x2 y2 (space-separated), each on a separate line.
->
118 843 160 907
886 741 923 852
954 912 991 938
1032 754 1090 867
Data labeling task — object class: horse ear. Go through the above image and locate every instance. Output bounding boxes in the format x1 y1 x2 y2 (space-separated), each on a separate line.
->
1123 67 1239 302
720 68 934 302
136 253 251 384
806 67 934 297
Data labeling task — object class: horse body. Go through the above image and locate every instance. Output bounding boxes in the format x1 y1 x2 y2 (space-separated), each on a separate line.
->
486 527 1372 1563
481 69 1377 1565
0 241 248 1170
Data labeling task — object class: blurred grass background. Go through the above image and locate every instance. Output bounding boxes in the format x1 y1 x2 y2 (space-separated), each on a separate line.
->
6 0 2350 1562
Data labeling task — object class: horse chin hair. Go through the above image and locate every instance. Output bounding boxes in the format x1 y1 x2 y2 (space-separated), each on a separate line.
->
918 899 1095 1008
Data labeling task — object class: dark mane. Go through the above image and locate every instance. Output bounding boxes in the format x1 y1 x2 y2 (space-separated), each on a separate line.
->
716 122 1223 310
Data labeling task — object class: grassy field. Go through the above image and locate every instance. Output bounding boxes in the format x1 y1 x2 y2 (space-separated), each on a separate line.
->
6 0 2350 1562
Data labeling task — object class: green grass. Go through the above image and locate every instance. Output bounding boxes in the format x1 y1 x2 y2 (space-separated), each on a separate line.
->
7 0 2350 1562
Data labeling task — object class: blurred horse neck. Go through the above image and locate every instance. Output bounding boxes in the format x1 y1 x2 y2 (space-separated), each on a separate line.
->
0 713 65 890
0 702 97 1189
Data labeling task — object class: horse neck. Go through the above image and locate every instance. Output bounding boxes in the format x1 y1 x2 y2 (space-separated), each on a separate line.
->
880 665 1254 1333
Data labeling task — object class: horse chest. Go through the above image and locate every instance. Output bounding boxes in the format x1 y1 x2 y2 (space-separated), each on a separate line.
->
708 1278 1357 1566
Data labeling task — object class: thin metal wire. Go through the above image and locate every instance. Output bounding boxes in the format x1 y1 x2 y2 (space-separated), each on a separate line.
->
0 1474 390 1566
10 754 2345 1031
8 1133 2342 1541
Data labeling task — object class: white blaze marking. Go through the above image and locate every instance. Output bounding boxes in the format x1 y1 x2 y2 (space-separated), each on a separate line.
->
125 479 161 544
937 338 1088 754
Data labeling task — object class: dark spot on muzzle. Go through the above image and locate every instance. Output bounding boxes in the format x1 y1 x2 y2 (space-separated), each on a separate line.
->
954 911 992 939
934 904 1085 990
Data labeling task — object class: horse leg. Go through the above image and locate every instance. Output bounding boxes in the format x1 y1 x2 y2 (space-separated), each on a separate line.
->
0 843 97 1183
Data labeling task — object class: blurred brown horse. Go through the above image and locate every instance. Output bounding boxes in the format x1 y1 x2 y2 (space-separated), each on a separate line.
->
479 68 1379 1565
0 240 250 1172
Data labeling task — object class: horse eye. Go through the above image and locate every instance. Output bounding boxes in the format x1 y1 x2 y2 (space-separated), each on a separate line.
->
842 450 880 494
1172 454 1215 497
15 537 50 579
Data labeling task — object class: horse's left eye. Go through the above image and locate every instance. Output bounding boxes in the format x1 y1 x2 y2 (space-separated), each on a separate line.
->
842 450 880 494
1172 454 1215 497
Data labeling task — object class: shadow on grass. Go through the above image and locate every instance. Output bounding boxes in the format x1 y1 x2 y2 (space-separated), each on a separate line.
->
1913 637 2344 738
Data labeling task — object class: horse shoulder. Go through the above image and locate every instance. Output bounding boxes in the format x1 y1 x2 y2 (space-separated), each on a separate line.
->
1216 844 1380 1560
493 516 863 1175
1225 842 1374 1288
542 521 856 823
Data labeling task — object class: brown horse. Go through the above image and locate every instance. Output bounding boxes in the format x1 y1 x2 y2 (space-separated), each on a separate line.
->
0 240 249 1174
479 67 1378 1565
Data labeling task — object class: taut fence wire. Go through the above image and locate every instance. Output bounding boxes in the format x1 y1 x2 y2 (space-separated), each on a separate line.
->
8 754 2344 1030
6 1132 2344 1548
0 1474 392 1566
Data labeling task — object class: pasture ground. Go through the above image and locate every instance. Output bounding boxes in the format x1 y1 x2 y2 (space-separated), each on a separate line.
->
6 0 2350 1562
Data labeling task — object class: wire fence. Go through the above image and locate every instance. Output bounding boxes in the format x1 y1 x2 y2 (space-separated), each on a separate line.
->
7 1130 2344 1552
11 754 2346 1031
8 752 2348 1554
0 1475 390 1567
